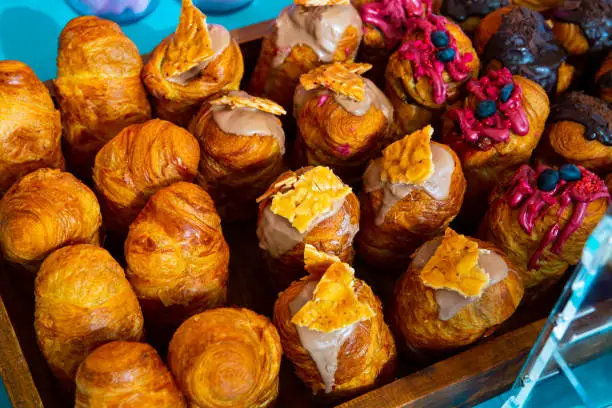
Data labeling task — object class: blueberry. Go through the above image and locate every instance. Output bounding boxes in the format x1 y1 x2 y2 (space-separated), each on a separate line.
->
538 169 560 191
500 83 514 102
431 30 449 48
436 47 456 63
559 164 581 181
476 100 497 119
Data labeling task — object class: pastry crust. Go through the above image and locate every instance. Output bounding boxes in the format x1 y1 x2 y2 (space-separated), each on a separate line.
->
93 119 200 233
595 51 612 104
273 274 396 397
257 167 360 290
385 19 480 136
35 245 144 390
55 16 151 178
0 61 64 194
391 238 524 353
248 5 362 113
189 92 286 220
0 169 101 272
142 1 243 127
75 342 186 408
441 75 550 210
168 308 282 408
356 142 466 270
125 182 230 335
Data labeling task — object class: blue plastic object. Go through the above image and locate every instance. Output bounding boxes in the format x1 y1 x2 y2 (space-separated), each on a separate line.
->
65 0 160 24
193 0 254 14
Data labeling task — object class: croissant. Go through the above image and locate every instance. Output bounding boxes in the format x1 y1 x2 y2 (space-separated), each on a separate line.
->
550 0 611 56
125 182 230 337
189 91 286 221
273 245 396 398
75 341 186 408
0 169 101 272
256 166 360 290
534 92 612 175
391 228 524 354
143 0 244 127
55 16 151 178
475 6 574 96
293 63 393 184
0 61 64 194
248 0 363 114
168 308 282 408
385 11 479 136
596 51 612 103
93 119 200 233
356 126 466 271
352 0 429 86
484 164 609 293
35 245 145 390
441 69 550 218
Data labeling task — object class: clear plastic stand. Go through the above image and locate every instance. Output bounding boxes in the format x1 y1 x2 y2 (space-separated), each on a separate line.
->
503 207 612 408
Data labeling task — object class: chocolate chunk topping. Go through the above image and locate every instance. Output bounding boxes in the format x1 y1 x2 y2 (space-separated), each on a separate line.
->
483 7 567 95
553 0 612 53
550 92 612 146
442 0 508 22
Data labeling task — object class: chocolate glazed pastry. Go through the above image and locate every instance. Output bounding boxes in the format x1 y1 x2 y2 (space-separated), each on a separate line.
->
551 0 612 56
248 0 363 115
596 51 612 103
475 6 574 96
440 0 509 33
535 92 612 174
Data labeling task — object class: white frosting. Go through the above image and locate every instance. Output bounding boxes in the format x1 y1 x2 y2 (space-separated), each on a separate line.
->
363 144 455 225
410 240 509 321
167 24 231 85
289 281 356 394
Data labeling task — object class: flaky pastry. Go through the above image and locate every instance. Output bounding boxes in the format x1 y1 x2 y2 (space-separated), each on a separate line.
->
596 51 612 103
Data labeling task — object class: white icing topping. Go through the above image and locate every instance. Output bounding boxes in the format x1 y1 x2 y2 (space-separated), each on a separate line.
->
274 5 362 67
409 240 510 321
167 24 231 85
289 281 356 394
363 144 455 225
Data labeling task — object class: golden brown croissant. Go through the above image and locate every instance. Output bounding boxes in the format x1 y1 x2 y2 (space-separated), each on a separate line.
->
596 51 612 103
75 341 186 408
385 12 480 136
549 0 611 56
256 166 360 290
189 91 286 221
143 0 244 127
534 92 612 175
0 169 101 272
0 61 64 194
125 182 230 336
93 119 200 233
441 69 550 216
55 16 151 178
248 0 363 114
273 245 396 398
391 228 524 354
293 63 393 184
356 126 466 270
475 6 574 96
484 164 609 293
35 245 145 390
168 308 282 408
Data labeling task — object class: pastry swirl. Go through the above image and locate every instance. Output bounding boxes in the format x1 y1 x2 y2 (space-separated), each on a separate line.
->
55 16 151 178
0 61 64 194
75 341 186 408
0 169 101 272
125 182 230 335
35 245 145 390
168 308 282 408
93 119 200 233
143 0 244 127
550 0 612 55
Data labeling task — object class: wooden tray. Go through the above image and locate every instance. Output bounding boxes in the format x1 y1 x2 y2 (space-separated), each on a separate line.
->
0 20 591 408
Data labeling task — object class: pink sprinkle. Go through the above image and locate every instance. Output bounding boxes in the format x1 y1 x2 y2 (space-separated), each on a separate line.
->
317 95 329 107
337 143 351 156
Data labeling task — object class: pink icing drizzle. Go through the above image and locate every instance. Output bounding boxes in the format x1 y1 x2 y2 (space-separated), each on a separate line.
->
398 14 473 105
504 164 610 270
317 94 329 107
448 68 529 151
360 0 428 48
